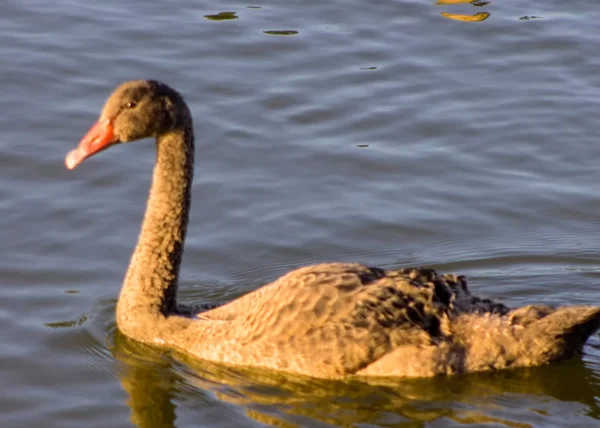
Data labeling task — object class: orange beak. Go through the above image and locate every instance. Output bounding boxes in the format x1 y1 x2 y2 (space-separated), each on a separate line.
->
65 118 118 170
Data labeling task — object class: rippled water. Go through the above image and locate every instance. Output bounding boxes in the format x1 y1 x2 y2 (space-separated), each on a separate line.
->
2 0 600 426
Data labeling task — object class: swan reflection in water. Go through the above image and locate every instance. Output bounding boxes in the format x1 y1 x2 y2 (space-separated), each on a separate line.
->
110 326 600 427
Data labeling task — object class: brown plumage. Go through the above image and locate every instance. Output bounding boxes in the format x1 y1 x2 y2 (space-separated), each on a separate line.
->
65 80 600 378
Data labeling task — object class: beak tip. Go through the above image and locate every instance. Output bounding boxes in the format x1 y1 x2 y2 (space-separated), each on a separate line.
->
65 149 82 170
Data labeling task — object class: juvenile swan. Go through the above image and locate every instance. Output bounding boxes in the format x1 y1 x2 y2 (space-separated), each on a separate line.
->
65 80 600 378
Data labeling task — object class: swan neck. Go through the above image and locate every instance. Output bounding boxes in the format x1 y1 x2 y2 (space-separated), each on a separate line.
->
117 125 195 326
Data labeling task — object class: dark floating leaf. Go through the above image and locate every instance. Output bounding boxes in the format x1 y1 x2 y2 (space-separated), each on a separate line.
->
472 1 490 6
204 11 238 21
263 30 299 36
359 67 377 70
45 315 88 329
519 16 541 20
65 289 80 294
356 144 370 148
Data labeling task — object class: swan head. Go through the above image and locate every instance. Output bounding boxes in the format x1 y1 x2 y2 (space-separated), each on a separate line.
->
65 80 189 169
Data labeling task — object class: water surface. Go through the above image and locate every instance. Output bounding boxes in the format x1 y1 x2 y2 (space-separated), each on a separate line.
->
1 0 600 426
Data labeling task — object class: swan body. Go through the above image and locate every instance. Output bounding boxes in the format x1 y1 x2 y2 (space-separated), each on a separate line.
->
65 80 600 378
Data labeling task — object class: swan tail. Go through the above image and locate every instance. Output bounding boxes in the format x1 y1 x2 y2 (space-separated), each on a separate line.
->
523 306 600 362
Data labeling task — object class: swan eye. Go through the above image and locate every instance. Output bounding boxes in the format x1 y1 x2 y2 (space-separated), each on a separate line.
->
125 101 136 108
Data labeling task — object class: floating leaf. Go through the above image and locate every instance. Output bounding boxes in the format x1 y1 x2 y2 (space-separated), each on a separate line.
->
204 11 238 21
437 0 476 4
263 30 299 36
45 315 88 329
441 12 490 22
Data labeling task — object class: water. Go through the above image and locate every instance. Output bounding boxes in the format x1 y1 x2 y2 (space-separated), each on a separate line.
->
1 0 600 426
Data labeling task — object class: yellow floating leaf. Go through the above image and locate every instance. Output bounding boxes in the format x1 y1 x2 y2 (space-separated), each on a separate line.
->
437 0 476 4
441 11 490 22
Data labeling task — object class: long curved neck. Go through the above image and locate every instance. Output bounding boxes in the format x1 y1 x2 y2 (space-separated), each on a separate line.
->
117 125 195 331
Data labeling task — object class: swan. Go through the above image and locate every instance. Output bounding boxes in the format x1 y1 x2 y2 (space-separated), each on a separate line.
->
65 80 600 378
